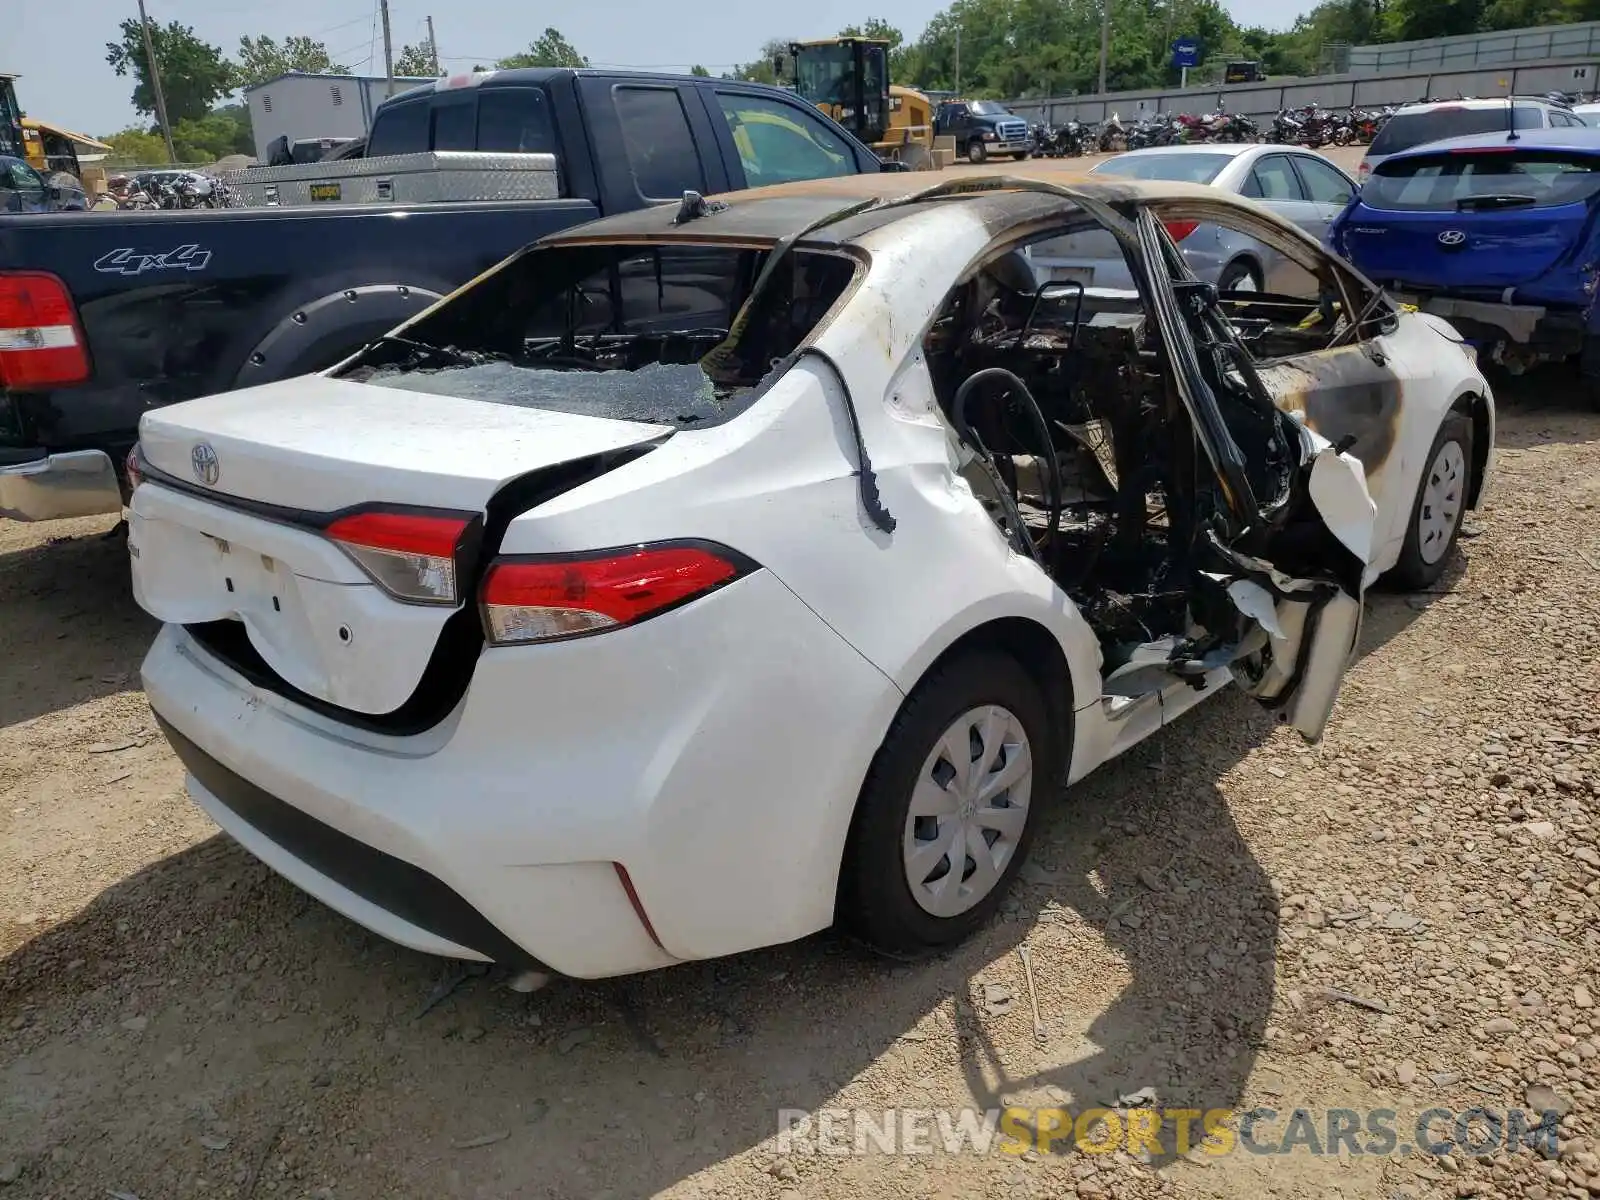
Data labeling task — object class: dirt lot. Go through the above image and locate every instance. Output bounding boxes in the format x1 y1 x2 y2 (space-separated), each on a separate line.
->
3 318 1600 1199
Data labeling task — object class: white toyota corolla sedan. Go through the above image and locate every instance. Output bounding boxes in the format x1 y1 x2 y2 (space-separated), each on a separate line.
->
127 170 1494 979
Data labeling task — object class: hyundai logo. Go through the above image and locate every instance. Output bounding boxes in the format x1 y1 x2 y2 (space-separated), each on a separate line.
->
1437 229 1467 247
191 442 220 486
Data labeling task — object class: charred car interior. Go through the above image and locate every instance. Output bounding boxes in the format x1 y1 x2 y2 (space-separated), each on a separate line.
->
923 204 1365 691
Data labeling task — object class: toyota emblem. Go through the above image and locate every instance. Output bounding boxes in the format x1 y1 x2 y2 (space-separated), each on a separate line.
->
191 442 220 486
1437 229 1467 247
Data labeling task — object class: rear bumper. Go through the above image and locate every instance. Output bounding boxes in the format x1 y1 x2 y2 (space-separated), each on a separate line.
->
1392 293 1585 352
0 448 124 522
141 570 902 978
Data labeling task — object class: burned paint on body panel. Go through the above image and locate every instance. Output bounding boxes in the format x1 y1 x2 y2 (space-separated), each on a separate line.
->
1258 348 1403 478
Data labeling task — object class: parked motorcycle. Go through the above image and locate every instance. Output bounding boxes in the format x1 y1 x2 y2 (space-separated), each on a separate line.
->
1056 118 1088 156
1097 112 1128 153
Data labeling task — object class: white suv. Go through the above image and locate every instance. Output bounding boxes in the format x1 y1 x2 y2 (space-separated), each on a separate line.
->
1358 96 1582 184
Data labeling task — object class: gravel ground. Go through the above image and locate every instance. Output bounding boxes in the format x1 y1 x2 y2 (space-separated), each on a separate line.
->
3 299 1599 1199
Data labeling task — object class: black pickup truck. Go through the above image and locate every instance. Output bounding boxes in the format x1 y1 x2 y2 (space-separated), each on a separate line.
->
0 67 881 523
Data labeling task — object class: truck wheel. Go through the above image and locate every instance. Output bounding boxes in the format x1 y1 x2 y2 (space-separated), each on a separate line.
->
1387 413 1473 590
967 140 987 164
838 652 1059 958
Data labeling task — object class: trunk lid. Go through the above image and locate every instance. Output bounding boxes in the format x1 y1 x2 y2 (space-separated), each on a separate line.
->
131 375 670 715
1341 146 1600 294
137 375 670 514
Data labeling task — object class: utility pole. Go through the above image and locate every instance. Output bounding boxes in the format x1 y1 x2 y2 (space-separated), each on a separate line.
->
135 0 177 164
954 28 961 96
380 0 395 96
426 15 440 75
1098 0 1111 96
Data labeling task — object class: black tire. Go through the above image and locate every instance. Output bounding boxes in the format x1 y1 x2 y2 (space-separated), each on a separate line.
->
1217 259 1263 293
966 140 987 164
1388 412 1473 589
838 652 1060 958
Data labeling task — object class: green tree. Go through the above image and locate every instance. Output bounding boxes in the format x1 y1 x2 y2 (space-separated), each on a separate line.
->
171 105 254 161
728 37 794 84
106 18 234 123
496 28 589 69
234 34 351 88
393 42 441 76
690 64 712 76
103 126 171 165
1391 0 1485 38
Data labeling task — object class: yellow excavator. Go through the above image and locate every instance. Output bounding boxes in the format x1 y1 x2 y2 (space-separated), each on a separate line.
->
786 38 940 170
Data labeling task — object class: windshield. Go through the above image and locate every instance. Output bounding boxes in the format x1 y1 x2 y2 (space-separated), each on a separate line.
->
1093 151 1233 183
1365 149 1600 211
969 101 1013 117
1368 105 1543 156
343 243 858 430
794 43 855 108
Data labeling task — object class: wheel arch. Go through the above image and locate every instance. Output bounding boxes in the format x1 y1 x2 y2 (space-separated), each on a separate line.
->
231 282 447 389
1219 251 1264 289
1448 390 1493 509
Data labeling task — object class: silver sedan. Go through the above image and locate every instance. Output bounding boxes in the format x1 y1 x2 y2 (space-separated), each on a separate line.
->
1026 143 1358 293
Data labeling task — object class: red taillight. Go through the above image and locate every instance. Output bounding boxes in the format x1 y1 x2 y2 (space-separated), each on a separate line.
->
1163 219 1199 242
1358 160 1371 179
480 542 750 646
325 509 473 605
0 272 89 388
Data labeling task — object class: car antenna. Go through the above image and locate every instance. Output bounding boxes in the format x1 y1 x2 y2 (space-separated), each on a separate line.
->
1505 84 1519 142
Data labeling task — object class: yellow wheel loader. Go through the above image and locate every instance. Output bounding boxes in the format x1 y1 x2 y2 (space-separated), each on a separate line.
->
785 38 940 170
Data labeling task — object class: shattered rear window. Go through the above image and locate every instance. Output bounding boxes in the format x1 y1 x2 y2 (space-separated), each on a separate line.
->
342 243 858 430
362 361 728 427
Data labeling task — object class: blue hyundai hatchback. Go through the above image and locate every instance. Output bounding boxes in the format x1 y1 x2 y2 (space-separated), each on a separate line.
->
1329 127 1600 378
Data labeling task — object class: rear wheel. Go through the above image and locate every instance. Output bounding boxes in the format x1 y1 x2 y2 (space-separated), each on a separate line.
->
1389 413 1473 589
838 653 1056 957
967 140 988 164
1218 259 1262 293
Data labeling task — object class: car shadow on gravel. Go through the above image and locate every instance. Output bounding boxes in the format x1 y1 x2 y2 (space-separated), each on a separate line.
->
0 522 152 730
0 687 1280 1195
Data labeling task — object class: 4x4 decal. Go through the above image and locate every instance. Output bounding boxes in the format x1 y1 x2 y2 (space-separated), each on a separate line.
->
93 244 213 276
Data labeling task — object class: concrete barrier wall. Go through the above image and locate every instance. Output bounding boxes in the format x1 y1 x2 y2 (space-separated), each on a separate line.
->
1005 57 1600 125
1348 21 1600 73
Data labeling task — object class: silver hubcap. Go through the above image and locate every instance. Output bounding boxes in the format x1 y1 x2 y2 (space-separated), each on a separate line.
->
1418 438 1467 565
902 706 1033 918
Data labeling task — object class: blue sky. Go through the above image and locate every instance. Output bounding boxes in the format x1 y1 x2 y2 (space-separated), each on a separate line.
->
15 0 1312 137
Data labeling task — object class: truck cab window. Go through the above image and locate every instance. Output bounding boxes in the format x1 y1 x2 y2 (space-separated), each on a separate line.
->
2 159 45 209
431 99 477 151
715 93 854 186
477 88 558 156
613 86 705 201
366 100 430 157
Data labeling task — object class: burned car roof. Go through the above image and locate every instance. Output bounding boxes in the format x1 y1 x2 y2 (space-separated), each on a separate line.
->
539 167 1307 251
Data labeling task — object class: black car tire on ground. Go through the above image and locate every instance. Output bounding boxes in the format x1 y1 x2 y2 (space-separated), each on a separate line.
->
1218 259 1263 293
838 652 1060 958
1388 412 1474 590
